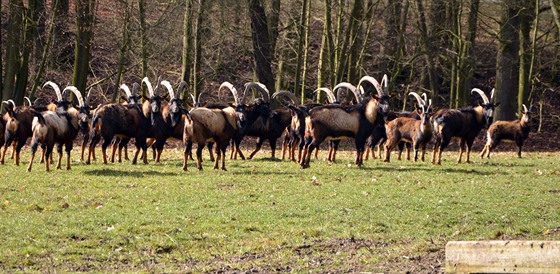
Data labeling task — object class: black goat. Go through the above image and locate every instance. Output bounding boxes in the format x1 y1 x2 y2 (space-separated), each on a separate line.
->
431 88 499 165
300 75 391 168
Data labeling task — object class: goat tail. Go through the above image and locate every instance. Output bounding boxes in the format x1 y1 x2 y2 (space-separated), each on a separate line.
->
33 111 46 125
31 112 48 141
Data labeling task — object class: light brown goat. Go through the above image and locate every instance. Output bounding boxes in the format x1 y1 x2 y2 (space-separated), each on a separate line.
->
480 104 532 158
383 96 433 162
182 106 240 171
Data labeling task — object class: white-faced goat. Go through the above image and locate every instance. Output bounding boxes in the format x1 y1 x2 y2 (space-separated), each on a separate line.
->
383 95 433 162
151 80 188 162
431 88 499 165
27 86 86 172
300 75 391 168
480 104 532 158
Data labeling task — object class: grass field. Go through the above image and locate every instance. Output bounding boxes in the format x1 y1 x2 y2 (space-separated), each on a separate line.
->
0 146 559 272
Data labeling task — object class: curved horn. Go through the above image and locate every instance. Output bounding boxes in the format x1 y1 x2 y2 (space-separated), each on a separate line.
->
272 91 299 106
161 80 174 99
8 99 16 106
422 93 427 104
333 82 361 103
381 74 389 94
219 81 239 105
522 104 528 113
190 94 197 106
85 88 92 105
357 76 383 97
154 76 162 96
24 97 32 106
471 88 490 104
43 81 63 101
313 88 336 104
63 86 85 107
132 82 140 96
142 77 155 97
176 81 187 99
120 83 133 99
408 92 426 107
490 88 495 102
243 82 270 103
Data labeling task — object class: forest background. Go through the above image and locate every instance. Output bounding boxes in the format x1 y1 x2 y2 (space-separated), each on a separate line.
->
1 0 559 134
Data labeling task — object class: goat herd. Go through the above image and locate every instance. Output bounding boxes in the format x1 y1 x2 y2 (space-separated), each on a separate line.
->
0 74 533 172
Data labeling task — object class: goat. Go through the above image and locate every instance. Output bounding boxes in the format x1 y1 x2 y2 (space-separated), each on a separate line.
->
107 82 144 163
300 75 391 168
1 101 10 158
151 80 188 162
27 86 85 172
218 82 276 160
383 95 433 162
480 104 532 158
365 92 428 161
323 82 363 163
1 81 68 165
86 81 153 165
274 89 330 163
431 88 499 165
182 96 244 171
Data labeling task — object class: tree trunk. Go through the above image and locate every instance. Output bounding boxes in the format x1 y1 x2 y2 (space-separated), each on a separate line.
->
14 0 40 103
112 1 131 103
53 0 70 68
346 0 365 84
518 0 536 111
550 0 560 40
495 0 520 121
317 0 332 101
268 0 281 56
181 0 194 99
294 0 309 99
300 0 311 98
459 0 480 108
72 0 96 93
193 0 207 98
2 0 24 102
415 0 440 104
248 0 275 93
138 0 148 96
31 0 59 99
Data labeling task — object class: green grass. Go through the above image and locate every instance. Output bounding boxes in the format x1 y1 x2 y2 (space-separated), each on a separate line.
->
1 146 559 272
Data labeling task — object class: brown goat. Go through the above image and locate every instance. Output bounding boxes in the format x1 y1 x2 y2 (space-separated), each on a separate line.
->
2 100 35 165
383 97 433 162
27 86 85 172
480 104 532 158
182 106 240 171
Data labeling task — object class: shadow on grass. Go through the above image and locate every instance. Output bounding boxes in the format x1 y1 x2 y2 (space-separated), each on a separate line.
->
83 168 177 177
352 163 507 175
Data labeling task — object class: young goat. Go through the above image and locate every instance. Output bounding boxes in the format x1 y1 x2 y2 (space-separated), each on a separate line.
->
383 95 433 162
480 104 532 158
431 88 499 165
27 86 86 172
